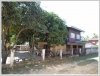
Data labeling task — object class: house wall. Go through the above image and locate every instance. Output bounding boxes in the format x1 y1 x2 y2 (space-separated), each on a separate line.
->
85 41 98 54
68 28 81 42
50 44 66 54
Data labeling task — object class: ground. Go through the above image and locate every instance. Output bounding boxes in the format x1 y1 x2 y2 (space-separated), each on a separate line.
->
2 53 98 74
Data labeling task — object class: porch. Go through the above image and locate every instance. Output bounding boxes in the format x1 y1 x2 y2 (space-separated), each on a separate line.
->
66 42 85 56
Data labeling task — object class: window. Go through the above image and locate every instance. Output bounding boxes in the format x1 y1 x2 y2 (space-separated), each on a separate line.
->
70 33 75 38
76 34 80 39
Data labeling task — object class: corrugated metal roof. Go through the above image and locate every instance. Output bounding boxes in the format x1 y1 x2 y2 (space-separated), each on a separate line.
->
67 26 84 32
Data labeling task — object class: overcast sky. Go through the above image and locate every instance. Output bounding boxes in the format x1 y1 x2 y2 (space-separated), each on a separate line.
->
40 1 99 38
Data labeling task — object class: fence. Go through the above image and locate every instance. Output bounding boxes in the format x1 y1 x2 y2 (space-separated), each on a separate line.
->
85 47 98 54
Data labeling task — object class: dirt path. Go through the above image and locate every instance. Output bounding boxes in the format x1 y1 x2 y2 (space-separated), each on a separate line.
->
30 58 98 74
2 54 98 74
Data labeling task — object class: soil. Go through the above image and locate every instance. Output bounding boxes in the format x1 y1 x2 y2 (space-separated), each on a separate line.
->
2 54 98 74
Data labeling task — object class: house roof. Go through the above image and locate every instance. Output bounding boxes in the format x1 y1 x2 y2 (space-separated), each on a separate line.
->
85 38 99 48
87 38 98 45
67 26 84 32
85 42 98 48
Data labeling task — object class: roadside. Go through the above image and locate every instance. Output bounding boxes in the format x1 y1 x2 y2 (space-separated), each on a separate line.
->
2 53 98 74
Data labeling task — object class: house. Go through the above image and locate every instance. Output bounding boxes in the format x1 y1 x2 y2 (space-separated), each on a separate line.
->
48 26 85 56
66 26 85 56
85 38 98 54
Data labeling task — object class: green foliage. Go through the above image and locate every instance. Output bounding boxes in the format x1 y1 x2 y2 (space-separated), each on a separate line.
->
10 35 16 45
40 11 67 45
81 36 90 41
2 2 20 26
2 2 68 48
92 33 98 38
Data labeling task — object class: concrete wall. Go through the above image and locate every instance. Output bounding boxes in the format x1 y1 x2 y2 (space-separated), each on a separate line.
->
86 47 98 54
50 44 66 54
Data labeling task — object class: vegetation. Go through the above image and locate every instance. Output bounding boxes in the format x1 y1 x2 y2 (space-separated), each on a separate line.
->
81 33 98 41
2 2 67 64
92 33 98 38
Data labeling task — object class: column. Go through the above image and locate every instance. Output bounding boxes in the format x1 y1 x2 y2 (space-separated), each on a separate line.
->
79 48 81 55
81 45 85 55
41 49 45 61
71 45 73 56
60 49 63 59
76 45 78 55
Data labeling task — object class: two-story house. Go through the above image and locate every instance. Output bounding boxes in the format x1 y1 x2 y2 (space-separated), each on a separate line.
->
66 26 85 55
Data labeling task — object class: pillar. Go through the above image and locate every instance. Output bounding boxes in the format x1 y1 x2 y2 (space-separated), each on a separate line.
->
60 49 63 59
79 48 81 55
71 45 73 56
82 45 85 55
41 49 45 61
76 45 78 55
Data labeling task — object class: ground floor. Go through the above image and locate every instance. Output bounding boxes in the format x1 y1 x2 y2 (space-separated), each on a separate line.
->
66 44 85 56
43 42 86 57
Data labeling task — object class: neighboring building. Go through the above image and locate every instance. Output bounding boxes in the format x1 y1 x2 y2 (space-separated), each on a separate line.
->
88 38 98 45
85 38 98 54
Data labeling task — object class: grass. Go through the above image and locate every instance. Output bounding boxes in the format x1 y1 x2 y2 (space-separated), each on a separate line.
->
77 59 98 66
2 53 98 74
71 53 98 62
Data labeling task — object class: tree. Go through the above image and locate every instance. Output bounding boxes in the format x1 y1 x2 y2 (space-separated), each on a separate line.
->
43 11 67 45
2 2 68 64
92 33 98 38
38 11 67 56
2 2 21 64
81 36 90 41
2 2 47 64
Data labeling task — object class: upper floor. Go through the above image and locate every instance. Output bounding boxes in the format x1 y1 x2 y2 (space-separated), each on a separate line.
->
67 26 84 43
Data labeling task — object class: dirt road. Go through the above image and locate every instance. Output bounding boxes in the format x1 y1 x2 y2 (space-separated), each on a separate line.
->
30 59 98 74
2 54 98 74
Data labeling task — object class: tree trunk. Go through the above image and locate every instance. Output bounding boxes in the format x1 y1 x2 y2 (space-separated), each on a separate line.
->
2 28 10 64
2 50 8 64
2 45 10 64
29 40 35 60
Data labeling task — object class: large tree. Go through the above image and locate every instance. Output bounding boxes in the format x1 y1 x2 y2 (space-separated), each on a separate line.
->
2 2 68 64
2 2 47 64
38 11 67 56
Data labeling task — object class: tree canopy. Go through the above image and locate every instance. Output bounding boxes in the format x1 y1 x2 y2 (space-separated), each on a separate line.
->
2 2 68 64
39 11 67 45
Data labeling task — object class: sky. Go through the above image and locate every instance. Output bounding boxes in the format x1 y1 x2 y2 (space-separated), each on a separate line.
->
40 1 99 38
